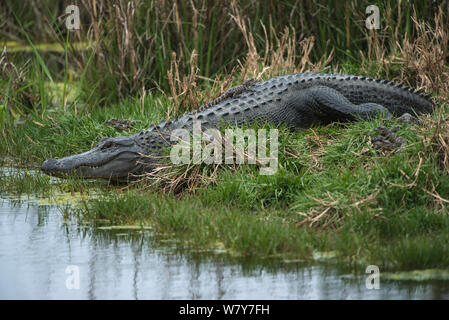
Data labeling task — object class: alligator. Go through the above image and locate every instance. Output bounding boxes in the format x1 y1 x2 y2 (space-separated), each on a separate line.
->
41 72 434 181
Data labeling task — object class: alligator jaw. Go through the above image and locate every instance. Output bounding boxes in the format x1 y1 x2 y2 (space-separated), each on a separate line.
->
42 152 141 180
41 137 144 180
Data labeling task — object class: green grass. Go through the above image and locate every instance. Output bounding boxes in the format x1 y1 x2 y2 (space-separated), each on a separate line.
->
1 89 448 271
1 23 448 271
0 93 170 165
1 44 448 272
1 0 448 275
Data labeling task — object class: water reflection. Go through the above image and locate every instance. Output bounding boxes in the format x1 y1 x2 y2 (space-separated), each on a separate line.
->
0 199 448 299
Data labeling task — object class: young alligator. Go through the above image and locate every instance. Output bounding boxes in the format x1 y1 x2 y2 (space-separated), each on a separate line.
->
41 72 434 180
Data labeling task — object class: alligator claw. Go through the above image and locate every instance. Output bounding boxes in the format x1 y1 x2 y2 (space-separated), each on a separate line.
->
372 125 407 151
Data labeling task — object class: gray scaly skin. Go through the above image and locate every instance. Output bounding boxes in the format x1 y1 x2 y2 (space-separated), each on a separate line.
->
199 78 257 111
41 72 434 181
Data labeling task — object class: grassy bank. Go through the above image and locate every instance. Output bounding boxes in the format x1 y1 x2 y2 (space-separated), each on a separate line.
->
1 1 449 271
1 90 449 271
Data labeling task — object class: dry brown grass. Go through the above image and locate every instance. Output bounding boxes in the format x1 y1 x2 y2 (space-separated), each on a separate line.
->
128 128 274 194
166 50 200 116
0 48 39 111
296 190 381 229
359 5 449 103
229 1 333 79
2 1 446 109
393 7 449 102
420 115 449 176
163 0 334 119
162 2 448 122
130 160 223 194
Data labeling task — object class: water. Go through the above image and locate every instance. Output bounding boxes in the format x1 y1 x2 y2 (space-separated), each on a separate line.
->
1 197 449 300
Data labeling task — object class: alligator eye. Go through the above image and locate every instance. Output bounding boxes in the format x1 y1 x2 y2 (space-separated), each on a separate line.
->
101 141 113 149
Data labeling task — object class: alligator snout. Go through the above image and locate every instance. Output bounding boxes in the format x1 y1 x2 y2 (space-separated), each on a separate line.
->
41 158 59 173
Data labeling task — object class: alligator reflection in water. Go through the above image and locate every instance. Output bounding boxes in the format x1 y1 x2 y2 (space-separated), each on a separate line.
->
0 198 448 299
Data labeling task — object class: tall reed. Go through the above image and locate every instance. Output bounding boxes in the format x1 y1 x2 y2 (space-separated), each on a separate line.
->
1 0 448 107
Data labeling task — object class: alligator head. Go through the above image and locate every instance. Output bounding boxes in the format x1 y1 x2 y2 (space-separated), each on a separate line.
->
41 134 155 181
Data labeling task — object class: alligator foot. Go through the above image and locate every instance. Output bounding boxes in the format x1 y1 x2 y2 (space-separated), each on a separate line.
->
103 118 136 131
371 113 425 152
372 126 407 151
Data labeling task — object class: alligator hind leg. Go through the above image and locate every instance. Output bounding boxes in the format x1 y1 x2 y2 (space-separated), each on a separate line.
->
296 86 414 151
304 86 392 121
300 86 423 152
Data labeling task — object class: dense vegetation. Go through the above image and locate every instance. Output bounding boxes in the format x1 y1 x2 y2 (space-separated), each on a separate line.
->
1 0 449 271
